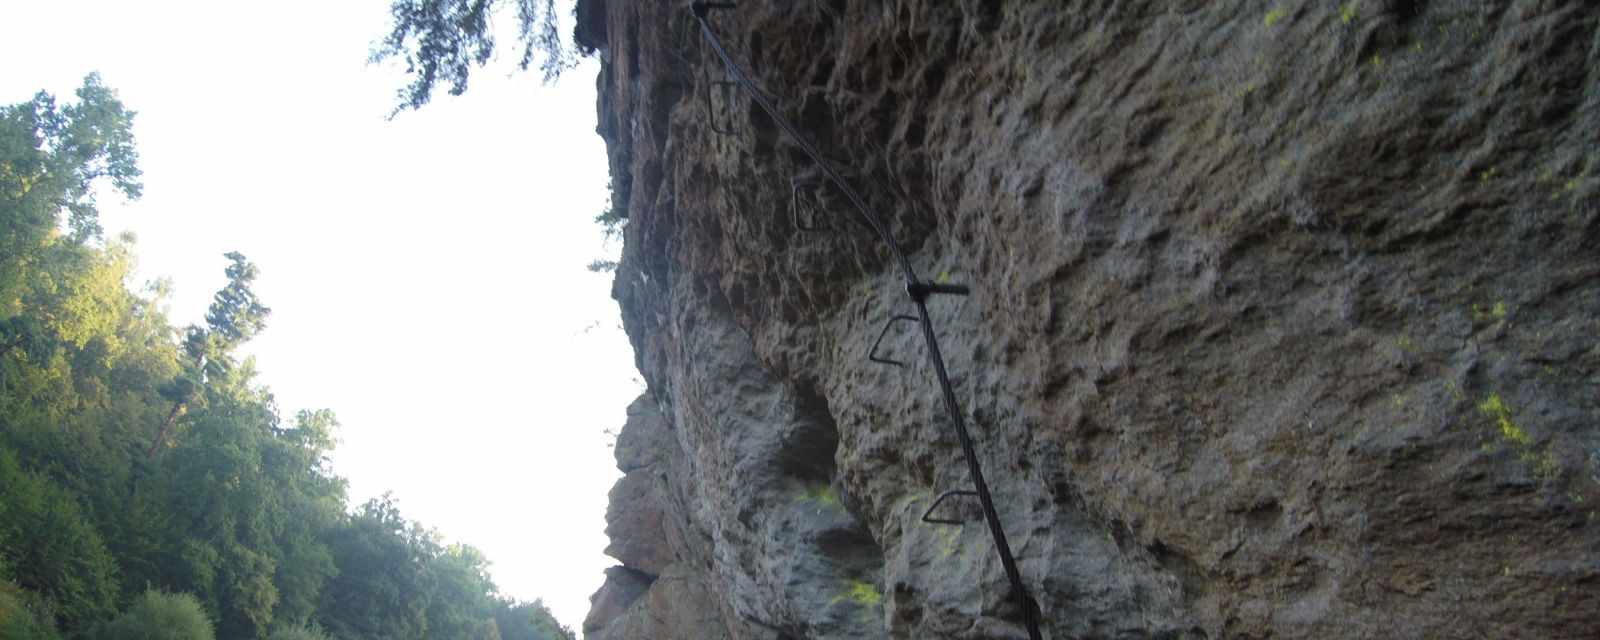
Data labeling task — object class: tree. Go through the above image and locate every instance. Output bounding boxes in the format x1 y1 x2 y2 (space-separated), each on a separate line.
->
493 599 575 640
423 544 500 639
149 251 270 458
371 0 582 114
0 578 63 640
144 377 346 638
0 76 577 640
1 74 142 389
184 251 270 382
89 590 214 640
267 624 331 640
0 73 140 286
316 495 438 639
0 451 119 631
204 253 270 351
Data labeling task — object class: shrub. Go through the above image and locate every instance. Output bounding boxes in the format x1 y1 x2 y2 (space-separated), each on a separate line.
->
90 590 214 640
0 580 62 640
0 451 119 629
267 623 330 640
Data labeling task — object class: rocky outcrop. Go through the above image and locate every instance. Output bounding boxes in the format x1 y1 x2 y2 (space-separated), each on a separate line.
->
582 1 1600 638
582 398 756 640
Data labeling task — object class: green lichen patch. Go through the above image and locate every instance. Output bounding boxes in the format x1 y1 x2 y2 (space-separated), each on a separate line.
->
1479 394 1531 446
829 579 882 607
1478 393 1560 481
1471 301 1509 324
801 484 841 509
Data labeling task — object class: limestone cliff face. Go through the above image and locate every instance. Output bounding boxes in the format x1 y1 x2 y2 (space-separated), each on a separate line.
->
577 1 1600 638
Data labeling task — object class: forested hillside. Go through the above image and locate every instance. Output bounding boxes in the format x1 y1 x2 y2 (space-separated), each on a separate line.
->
0 76 573 640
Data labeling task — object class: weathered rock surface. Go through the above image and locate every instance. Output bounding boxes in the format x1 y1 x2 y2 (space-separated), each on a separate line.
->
581 1 1600 638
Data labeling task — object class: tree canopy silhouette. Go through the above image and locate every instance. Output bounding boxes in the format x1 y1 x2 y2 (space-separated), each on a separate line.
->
372 0 584 115
0 75 576 640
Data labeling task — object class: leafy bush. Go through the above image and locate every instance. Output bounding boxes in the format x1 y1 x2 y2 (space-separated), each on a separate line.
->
267 623 330 640
0 451 119 630
90 590 214 640
0 580 62 640
494 598 575 640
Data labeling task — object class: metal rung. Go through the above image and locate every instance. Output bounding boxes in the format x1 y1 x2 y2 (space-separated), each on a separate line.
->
922 489 979 525
868 315 919 367
695 4 741 136
705 80 741 135
791 176 828 232
693 9 1043 638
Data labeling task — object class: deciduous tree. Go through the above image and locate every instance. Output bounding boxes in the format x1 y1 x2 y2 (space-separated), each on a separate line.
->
371 0 581 114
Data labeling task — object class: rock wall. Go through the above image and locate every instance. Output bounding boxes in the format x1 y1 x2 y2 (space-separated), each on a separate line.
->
578 1 1600 638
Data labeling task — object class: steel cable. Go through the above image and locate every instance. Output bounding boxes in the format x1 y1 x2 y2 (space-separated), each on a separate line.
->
691 4 1044 638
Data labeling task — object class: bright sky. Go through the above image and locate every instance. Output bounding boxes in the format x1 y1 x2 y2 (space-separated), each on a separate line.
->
0 0 633 629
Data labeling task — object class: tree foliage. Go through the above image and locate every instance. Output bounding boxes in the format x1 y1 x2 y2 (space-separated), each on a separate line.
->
89 590 215 640
1 576 64 640
0 451 119 630
371 0 583 114
266 624 331 640
0 73 139 247
0 78 577 640
200 252 270 358
494 598 576 640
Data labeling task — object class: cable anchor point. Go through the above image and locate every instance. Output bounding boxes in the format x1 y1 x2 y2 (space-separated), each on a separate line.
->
906 280 971 303
691 2 736 20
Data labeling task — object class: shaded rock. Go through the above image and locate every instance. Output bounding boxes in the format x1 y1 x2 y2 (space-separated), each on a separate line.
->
588 563 740 640
583 566 652 637
614 396 671 473
603 469 674 576
582 0 1600 638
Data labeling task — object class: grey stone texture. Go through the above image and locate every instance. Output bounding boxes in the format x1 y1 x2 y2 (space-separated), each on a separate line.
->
581 1 1600 638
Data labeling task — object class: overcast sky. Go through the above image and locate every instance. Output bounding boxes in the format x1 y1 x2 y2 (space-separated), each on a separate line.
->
0 0 633 629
